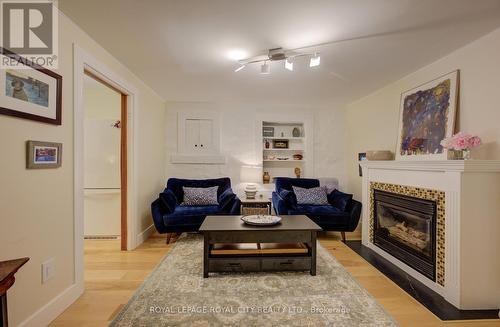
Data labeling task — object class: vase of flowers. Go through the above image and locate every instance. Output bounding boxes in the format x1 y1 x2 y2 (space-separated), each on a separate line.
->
440 132 482 160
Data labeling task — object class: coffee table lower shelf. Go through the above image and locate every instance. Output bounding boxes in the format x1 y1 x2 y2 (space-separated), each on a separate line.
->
208 256 312 273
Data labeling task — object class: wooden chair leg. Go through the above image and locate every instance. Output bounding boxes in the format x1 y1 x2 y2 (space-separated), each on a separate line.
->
166 233 172 244
341 231 346 243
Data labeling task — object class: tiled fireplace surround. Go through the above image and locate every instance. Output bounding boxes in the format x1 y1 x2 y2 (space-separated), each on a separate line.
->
360 160 500 310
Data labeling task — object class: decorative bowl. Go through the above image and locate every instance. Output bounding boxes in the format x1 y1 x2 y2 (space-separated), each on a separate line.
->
366 150 393 160
241 215 282 226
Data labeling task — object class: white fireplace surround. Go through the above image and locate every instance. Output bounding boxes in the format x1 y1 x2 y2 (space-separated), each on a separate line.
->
360 160 500 310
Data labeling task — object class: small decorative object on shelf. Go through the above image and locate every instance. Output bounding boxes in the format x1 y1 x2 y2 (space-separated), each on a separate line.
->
292 127 301 137
263 171 271 184
295 167 301 178
293 154 303 160
264 139 270 149
440 132 482 160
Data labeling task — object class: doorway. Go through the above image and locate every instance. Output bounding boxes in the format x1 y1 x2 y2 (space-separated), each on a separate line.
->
83 71 128 250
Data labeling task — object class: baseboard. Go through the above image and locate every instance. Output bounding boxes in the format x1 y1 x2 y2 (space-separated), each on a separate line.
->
18 282 84 327
136 224 155 247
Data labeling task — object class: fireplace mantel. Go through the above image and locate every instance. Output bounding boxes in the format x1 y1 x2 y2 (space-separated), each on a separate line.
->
359 160 500 310
360 159 500 172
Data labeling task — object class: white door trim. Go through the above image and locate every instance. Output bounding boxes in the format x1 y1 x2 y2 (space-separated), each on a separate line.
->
73 44 139 289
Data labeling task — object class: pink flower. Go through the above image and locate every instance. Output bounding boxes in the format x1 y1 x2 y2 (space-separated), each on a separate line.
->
440 132 482 150
469 136 482 148
454 136 469 150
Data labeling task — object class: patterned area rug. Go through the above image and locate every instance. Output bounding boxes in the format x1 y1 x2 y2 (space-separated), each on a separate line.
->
110 234 398 326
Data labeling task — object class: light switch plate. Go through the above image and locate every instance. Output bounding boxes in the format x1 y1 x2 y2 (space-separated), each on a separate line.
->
42 258 55 283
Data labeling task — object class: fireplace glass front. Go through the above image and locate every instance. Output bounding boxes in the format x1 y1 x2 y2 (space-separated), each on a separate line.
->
373 189 436 281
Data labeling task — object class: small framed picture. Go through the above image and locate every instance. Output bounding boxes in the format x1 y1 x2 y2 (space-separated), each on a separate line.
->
358 152 367 177
263 126 274 137
26 141 62 169
273 140 289 149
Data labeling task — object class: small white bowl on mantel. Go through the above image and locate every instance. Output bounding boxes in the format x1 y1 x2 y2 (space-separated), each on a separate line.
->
366 150 394 161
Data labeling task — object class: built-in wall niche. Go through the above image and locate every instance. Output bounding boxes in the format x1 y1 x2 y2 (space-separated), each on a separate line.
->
262 121 308 181
171 111 226 164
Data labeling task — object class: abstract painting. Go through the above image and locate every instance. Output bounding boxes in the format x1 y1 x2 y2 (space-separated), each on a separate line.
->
396 71 459 160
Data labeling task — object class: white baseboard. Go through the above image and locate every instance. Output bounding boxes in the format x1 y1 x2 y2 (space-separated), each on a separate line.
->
18 282 84 327
136 224 155 247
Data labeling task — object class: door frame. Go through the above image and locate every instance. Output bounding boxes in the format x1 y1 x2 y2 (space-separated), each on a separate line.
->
73 44 139 289
83 71 129 250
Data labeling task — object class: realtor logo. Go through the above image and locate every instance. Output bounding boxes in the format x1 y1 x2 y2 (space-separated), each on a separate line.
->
1 0 58 68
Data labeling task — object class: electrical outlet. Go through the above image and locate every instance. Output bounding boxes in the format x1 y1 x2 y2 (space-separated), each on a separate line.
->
41 258 55 283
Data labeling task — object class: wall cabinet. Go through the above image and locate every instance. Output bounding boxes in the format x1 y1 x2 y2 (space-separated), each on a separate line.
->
171 111 225 164
185 118 214 152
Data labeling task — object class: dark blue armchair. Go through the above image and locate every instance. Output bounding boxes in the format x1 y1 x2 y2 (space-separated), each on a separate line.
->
151 177 241 243
272 177 361 242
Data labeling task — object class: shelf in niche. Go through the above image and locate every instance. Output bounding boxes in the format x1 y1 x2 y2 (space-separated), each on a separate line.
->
262 137 304 140
263 160 305 162
263 148 304 151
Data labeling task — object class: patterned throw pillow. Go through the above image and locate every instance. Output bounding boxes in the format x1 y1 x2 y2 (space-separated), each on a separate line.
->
292 186 329 205
181 186 219 206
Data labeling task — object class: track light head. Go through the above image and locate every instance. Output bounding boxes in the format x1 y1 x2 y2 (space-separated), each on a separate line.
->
261 61 270 74
310 53 320 67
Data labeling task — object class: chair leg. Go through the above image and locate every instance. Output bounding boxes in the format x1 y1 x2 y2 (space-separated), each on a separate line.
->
341 231 346 243
166 233 172 244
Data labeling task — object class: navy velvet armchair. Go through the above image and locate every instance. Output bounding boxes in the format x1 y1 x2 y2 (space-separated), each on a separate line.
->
272 177 361 242
151 177 241 243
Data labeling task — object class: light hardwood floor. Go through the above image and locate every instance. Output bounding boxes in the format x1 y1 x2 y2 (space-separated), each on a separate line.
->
51 233 500 327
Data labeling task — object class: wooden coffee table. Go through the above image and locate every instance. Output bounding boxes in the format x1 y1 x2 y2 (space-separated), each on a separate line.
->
199 215 321 278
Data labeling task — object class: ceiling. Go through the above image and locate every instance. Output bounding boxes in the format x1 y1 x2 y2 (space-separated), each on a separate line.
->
59 0 500 105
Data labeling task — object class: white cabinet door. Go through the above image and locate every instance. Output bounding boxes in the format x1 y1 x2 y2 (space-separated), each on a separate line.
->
185 119 200 152
198 119 213 152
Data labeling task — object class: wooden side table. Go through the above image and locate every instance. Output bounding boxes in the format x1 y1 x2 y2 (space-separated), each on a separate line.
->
240 198 272 215
1 258 29 327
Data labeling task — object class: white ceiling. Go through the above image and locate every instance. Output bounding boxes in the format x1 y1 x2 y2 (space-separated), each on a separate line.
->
59 0 500 105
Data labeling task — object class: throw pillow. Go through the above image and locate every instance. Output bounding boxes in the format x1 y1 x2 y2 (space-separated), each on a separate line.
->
329 189 353 212
292 186 329 205
182 186 219 206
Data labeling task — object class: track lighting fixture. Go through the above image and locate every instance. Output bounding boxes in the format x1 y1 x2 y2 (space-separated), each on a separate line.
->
233 48 321 74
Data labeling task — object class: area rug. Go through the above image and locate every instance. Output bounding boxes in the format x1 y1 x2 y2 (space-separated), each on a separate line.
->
110 234 398 326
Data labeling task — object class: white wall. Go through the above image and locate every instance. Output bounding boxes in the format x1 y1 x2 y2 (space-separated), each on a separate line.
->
165 101 347 197
0 10 166 326
343 27 500 202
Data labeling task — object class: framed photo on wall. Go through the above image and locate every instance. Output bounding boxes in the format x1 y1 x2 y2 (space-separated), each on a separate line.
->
0 47 62 125
396 70 459 160
26 141 62 169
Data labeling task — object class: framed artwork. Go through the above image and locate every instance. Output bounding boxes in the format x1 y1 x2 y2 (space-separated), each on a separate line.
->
358 152 367 177
396 70 459 160
0 47 62 125
26 141 62 169
262 126 274 137
273 139 289 149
